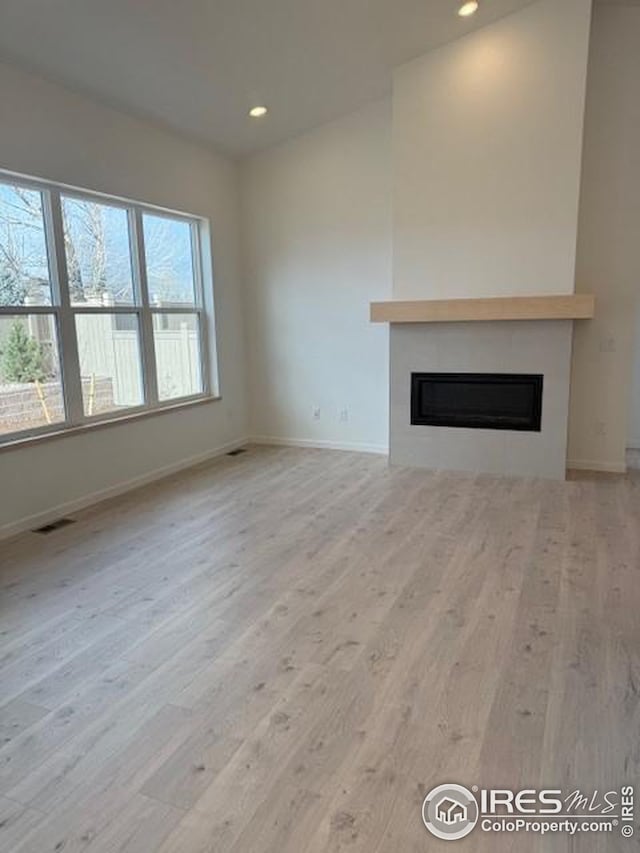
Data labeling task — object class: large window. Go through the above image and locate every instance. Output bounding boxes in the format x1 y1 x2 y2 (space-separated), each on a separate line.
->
0 172 212 444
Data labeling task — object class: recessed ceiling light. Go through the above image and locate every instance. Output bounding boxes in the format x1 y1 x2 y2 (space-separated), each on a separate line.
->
458 1 479 16
249 106 268 118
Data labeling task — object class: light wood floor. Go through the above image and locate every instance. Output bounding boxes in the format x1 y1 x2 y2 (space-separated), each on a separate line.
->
0 446 638 852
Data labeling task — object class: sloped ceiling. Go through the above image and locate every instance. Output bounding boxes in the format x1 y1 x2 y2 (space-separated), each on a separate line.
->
0 0 539 156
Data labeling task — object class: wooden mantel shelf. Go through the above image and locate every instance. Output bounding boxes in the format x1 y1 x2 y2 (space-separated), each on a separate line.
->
370 294 595 324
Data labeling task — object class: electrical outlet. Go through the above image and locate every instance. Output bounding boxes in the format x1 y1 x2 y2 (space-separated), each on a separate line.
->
600 336 616 353
312 406 321 421
595 420 607 437
339 408 349 423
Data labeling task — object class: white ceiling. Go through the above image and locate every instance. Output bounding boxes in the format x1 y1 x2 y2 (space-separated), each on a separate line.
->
0 0 538 157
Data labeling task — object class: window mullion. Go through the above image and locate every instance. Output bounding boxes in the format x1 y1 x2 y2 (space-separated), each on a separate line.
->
131 208 159 406
192 224 213 396
197 308 212 397
46 189 84 426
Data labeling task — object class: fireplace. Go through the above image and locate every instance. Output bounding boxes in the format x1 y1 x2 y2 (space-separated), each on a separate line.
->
411 373 543 432
387 321 572 478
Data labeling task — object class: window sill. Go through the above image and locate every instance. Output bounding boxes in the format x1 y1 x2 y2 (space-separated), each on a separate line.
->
0 395 221 454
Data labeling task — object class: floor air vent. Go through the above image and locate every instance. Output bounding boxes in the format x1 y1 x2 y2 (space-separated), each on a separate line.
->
226 448 247 457
33 518 76 534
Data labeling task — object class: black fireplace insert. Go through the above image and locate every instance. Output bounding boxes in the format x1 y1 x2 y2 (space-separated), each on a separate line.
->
411 373 543 432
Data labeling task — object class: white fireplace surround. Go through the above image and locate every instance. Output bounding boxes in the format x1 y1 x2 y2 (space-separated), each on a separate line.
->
372 295 594 479
388 320 574 479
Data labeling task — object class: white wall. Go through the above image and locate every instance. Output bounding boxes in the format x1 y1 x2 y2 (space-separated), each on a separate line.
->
392 0 592 300
240 0 594 464
387 0 592 479
0 61 247 535
568 3 640 470
241 100 391 453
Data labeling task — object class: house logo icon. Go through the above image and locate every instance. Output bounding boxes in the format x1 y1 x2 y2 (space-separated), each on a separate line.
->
437 797 468 825
422 784 479 841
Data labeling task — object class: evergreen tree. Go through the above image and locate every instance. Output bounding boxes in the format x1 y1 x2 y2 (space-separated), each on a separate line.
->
0 269 26 306
1 321 46 383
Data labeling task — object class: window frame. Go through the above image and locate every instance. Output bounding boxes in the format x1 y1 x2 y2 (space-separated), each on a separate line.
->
0 170 215 447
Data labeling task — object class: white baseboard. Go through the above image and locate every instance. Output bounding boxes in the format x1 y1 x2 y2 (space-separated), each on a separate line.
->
567 458 627 474
6 440 624 541
250 435 389 456
0 436 250 542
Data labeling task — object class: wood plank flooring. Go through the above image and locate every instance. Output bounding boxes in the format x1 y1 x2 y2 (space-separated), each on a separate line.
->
0 445 638 852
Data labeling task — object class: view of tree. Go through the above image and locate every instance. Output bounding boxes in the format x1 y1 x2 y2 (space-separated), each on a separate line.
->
0 321 47 383
143 214 195 305
0 269 26 307
62 197 134 304
0 185 193 309
0 185 50 306
0 182 201 440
